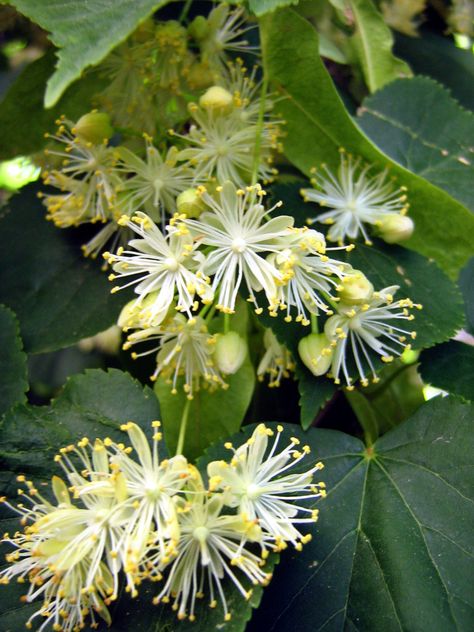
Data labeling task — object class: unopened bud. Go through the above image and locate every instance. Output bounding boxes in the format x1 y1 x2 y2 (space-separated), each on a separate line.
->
74 111 113 144
378 214 414 244
337 270 373 305
298 333 333 376
186 62 215 90
199 86 233 114
215 331 247 375
188 15 209 41
176 189 207 218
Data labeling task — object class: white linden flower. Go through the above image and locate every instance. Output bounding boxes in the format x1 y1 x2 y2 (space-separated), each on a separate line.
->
104 422 189 593
324 285 421 388
0 473 122 631
153 466 269 622
114 136 195 223
190 5 258 75
301 151 409 245
104 212 213 326
208 424 325 550
257 328 295 388
270 227 350 325
42 116 120 226
172 104 280 187
123 314 226 397
186 182 293 314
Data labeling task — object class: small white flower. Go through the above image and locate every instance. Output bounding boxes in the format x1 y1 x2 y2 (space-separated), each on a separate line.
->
325 285 421 387
186 182 293 314
115 136 195 222
105 212 213 326
301 151 409 244
173 104 280 187
104 422 189 592
153 466 269 622
271 227 349 325
208 424 325 549
43 117 120 226
257 328 295 388
123 314 226 397
190 5 258 75
0 470 124 631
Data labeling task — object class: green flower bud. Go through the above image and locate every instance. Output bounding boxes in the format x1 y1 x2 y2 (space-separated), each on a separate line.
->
337 270 374 305
298 333 333 377
199 86 233 114
176 188 207 218
215 331 247 375
188 15 209 41
74 111 113 144
186 62 215 90
378 214 414 244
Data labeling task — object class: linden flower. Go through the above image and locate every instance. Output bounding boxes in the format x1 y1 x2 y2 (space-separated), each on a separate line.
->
104 212 213 326
190 4 258 75
124 314 226 397
301 151 409 245
0 475 120 631
324 285 421 388
153 466 269 622
270 227 349 325
208 424 325 550
115 136 195 222
42 117 120 226
186 182 293 314
173 104 280 187
257 328 295 388
104 422 189 593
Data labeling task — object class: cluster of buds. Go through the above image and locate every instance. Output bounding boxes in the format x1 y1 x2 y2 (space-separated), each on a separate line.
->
1 423 324 628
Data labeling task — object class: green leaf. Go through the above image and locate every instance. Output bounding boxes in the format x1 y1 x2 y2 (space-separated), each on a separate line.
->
0 184 127 353
0 369 160 477
7 0 169 107
260 8 474 277
345 362 425 442
0 51 106 161
0 305 28 418
459 257 474 335
248 396 474 631
348 0 412 93
249 0 299 15
296 364 336 430
155 359 256 460
342 240 465 349
394 31 474 111
358 76 474 213
420 341 474 402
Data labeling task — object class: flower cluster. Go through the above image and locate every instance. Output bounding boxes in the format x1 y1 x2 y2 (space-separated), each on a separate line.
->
1 423 324 628
104 181 354 395
38 4 420 395
301 150 414 246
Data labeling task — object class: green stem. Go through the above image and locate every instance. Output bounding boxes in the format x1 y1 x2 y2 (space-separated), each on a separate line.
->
251 72 269 187
176 398 191 456
179 0 193 23
224 313 230 334
311 313 319 334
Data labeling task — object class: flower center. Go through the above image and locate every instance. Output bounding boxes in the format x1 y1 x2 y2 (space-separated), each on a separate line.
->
231 237 247 253
164 256 180 271
245 483 262 500
193 525 209 544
